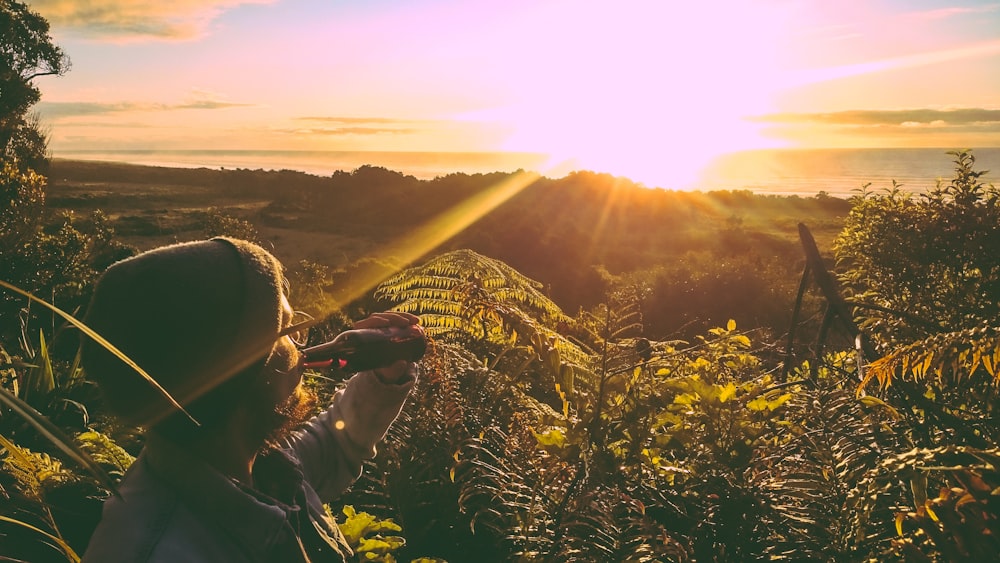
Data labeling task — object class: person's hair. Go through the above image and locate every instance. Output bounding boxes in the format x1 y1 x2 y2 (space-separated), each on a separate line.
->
81 238 285 442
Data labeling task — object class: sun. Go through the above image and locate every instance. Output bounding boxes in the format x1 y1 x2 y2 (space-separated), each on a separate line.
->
503 102 779 190
484 1 792 189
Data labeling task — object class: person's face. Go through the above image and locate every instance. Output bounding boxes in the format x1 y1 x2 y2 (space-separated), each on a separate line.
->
255 293 316 447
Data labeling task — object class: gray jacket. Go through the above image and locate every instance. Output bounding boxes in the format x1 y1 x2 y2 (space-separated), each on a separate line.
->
82 371 414 562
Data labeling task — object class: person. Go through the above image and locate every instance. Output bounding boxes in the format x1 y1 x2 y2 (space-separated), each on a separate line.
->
79 237 419 562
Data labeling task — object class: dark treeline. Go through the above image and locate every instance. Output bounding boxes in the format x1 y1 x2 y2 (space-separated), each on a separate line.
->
49 161 850 340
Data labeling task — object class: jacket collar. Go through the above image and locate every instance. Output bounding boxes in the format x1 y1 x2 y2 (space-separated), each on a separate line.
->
142 434 297 552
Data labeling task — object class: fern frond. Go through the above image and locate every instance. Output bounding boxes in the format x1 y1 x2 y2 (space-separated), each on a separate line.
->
0 433 76 499
76 431 135 479
850 446 1000 561
862 325 1000 391
376 250 564 321
753 380 910 561
554 489 685 562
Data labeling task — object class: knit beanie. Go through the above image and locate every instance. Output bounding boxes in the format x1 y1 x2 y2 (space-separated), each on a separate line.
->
81 237 285 430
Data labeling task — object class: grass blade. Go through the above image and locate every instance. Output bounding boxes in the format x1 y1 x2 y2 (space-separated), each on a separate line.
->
0 279 196 425
0 515 80 563
0 388 118 495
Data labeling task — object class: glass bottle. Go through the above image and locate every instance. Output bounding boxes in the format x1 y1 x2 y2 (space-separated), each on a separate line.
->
300 324 426 372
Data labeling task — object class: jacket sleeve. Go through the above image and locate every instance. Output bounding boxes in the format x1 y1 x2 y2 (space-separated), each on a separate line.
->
281 369 415 502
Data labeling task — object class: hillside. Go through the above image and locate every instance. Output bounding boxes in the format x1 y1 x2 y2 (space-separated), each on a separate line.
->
46 159 851 337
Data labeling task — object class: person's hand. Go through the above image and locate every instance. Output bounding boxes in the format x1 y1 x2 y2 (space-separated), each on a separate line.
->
353 311 421 384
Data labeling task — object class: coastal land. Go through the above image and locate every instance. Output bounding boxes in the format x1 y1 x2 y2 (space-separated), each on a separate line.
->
46 158 851 339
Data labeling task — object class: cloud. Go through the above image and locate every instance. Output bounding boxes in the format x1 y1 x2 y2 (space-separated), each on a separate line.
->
38 97 253 119
296 117 421 125
789 39 1000 87
905 3 1000 21
176 100 253 110
755 108 1000 127
31 0 274 41
281 127 417 137
284 116 448 136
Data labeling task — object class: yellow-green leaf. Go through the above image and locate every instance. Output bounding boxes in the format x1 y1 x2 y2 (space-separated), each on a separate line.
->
858 395 902 420
767 393 793 410
533 427 567 448
747 396 769 411
718 382 737 403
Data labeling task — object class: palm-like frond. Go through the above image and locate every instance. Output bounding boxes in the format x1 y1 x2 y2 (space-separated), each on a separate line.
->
375 249 566 335
862 325 1000 389
75 431 134 481
0 433 76 499
553 488 687 562
852 446 1000 562
753 378 912 561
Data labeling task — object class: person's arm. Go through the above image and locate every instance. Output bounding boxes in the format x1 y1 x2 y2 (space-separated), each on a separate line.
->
282 312 420 501
283 366 414 500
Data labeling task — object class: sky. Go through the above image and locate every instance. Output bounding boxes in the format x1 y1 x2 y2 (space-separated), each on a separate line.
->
27 0 1000 188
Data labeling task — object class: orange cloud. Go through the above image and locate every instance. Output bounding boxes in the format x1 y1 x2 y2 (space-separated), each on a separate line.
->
756 108 1000 127
32 0 274 41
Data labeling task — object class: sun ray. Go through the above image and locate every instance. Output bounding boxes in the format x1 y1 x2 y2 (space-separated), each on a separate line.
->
323 164 573 308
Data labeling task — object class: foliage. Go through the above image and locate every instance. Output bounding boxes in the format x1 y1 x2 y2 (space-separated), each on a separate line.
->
289 259 340 319
202 207 262 244
0 289 159 562
1 0 70 169
835 150 1000 349
750 353 908 561
5 147 1000 562
337 504 407 562
75 431 134 481
46 157 850 332
828 150 1000 561
634 248 807 341
852 446 1000 562
0 165 136 346
0 433 76 499
374 249 581 365
0 433 82 562
376 250 562 331
862 325 1000 390
0 159 45 252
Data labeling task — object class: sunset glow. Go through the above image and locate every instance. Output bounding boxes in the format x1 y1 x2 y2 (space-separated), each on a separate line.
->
29 0 1000 190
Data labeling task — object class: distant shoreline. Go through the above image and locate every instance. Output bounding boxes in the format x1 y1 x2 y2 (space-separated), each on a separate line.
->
50 147 1000 198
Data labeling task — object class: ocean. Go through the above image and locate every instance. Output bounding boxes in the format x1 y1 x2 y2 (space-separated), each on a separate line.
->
52 147 1000 199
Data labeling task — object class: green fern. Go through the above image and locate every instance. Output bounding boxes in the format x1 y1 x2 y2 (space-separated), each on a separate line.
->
749 354 919 562
0 433 76 499
553 489 686 562
375 249 565 338
375 249 593 385
76 430 135 480
852 446 1000 561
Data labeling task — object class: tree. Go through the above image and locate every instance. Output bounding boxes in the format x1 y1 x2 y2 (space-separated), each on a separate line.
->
835 150 1000 348
1 0 70 169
